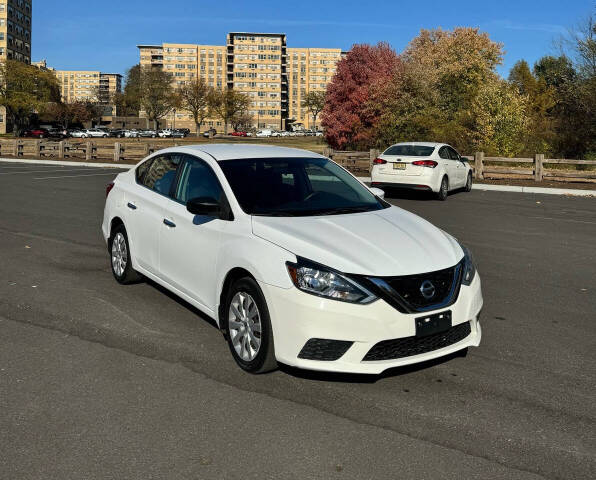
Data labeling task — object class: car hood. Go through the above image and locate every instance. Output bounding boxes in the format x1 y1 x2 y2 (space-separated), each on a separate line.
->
251 206 463 276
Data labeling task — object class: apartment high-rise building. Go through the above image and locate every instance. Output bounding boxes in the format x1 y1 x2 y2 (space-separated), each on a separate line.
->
53 70 122 116
1 0 33 133
138 32 343 133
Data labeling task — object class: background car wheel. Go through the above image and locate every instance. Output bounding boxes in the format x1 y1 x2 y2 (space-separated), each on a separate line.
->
224 277 277 374
437 176 449 201
109 225 142 285
465 172 473 192
103 134 108 138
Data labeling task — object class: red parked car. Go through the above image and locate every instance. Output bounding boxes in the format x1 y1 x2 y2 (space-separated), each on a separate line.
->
230 131 248 137
22 128 50 138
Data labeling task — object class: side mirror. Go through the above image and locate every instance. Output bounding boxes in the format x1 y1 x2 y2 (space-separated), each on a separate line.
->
370 187 385 199
186 197 220 217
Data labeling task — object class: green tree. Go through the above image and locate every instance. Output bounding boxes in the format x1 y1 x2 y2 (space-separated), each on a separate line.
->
301 91 326 130
114 64 142 116
177 78 213 136
0 60 60 135
139 67 177 129
208 88 251 134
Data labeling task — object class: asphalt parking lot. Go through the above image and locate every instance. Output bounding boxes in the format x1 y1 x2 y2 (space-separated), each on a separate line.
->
1 161 595 479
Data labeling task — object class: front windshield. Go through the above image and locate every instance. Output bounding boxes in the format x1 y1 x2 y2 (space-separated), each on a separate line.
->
218 157 389 216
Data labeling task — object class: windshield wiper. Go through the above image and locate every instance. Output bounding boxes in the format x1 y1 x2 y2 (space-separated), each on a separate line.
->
252 210 300 217
306 206 374 216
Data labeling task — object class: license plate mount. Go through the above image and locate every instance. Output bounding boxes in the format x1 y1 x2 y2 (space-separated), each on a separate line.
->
415 311 452 338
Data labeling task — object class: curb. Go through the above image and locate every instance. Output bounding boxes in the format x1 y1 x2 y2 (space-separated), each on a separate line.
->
0 158 134 169
1 159 594 197
355 176 596 197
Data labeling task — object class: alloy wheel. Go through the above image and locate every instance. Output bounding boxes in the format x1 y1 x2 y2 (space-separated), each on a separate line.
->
228 292 262 361
111 232 128 277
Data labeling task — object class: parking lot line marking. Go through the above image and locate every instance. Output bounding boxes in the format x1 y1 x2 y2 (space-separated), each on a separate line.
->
1 168 115 176
33 173 120 180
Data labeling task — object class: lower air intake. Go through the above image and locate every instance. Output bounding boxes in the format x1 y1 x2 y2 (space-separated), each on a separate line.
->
363 322 471 361
298 338 353 361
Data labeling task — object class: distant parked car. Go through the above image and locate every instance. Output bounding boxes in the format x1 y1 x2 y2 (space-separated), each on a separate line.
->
203 128 217 138
315 131 324 137
178 128 190 136
81 128 108 138
22 128 49 138
231 131 248 137
138 129 157 138
256 129 272 138
109 129 127 138
47 127 69 139
125 129 141 138
370 142 473 201
68 129 86 138
172 129 187 138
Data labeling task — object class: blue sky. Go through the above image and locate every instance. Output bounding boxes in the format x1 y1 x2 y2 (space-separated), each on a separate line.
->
34 0 594 77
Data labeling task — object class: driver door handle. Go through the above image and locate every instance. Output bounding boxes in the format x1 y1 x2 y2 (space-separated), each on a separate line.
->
163 219 176 228
127 202 137 210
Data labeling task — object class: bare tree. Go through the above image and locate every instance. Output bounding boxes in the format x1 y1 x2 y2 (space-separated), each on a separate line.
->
178 78 213 136
139 67 178 130
208 88 251 135
301 91 326 130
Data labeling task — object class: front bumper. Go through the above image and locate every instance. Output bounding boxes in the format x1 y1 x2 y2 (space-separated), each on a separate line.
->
260 274 483 374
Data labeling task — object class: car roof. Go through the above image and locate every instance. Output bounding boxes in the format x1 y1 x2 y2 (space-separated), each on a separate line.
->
176 144 325 161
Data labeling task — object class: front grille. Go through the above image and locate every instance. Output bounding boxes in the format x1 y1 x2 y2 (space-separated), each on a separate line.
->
298 338 353 361
358 261 463 314
362 322 471 361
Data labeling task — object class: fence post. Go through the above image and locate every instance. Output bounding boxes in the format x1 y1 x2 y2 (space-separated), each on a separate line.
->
85 141 92 161
534 153 544 182
369 148 379 175
33 139 41 158
58 141 65 159
114 142 122 162
474 152 484 179
143 143 150 157
13 139 19 157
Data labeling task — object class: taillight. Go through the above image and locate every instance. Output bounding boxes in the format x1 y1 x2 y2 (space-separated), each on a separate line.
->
373 158 387 165
106 182 115 198
412 160 438 168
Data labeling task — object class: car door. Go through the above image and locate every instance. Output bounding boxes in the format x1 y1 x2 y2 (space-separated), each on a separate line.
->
158 154 230 312
448 147 466 187
125 154 182 275
438 146 457 187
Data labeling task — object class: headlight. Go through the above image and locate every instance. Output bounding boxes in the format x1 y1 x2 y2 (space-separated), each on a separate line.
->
460 244 476 286
286 258 377 304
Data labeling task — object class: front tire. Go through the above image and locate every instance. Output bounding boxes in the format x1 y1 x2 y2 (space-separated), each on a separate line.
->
109 225 142 284
223 277 277 374
465 172 473 192
437 176 449 201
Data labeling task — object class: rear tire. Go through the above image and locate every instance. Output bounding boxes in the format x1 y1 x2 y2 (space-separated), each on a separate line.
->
109 224 142 284
465 172 473 192
223 277 277 374
437 176 449 201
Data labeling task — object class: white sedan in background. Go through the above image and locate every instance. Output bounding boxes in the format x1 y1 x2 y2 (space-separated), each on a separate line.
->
102 144 482 375
81 128 109 138
371 142 473 200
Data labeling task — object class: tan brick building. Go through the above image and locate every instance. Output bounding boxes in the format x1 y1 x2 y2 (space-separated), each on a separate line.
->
138 32 343 133
1 0 33 133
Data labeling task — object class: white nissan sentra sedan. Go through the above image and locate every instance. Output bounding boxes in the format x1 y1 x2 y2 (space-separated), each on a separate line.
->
102 145 482 374
371 142 473 200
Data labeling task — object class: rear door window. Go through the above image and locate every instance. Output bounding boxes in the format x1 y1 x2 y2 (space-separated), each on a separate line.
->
438 147 451 160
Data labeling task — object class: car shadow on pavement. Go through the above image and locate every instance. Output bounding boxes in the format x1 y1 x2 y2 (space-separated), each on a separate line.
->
278 349 467 384
145 278 220 331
